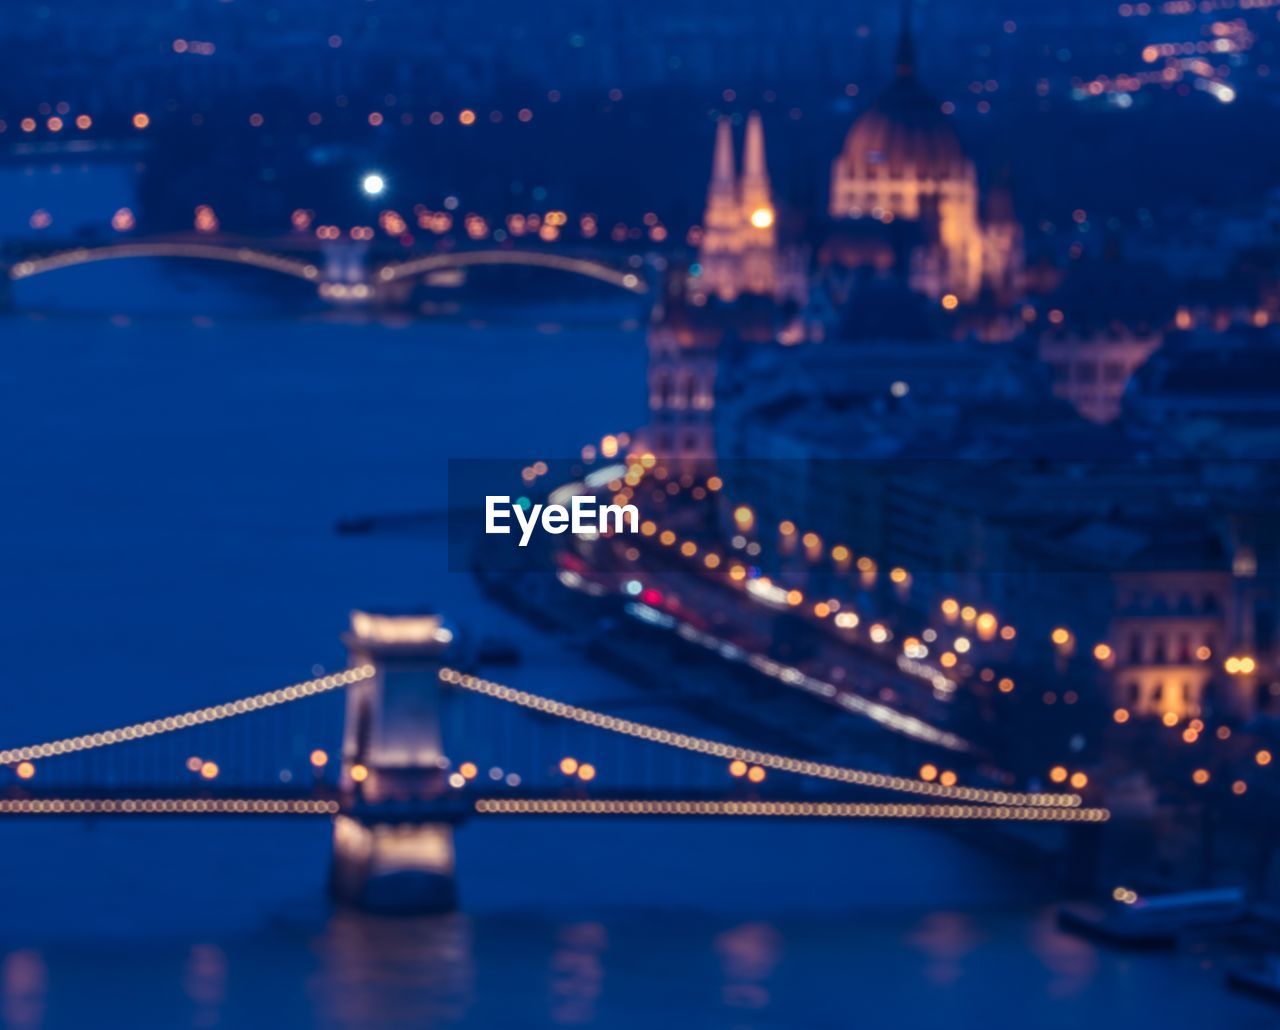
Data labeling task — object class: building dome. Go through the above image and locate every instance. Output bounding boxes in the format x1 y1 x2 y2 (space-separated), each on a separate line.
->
827 8 996 303
838 72 968 182
835 12 969 184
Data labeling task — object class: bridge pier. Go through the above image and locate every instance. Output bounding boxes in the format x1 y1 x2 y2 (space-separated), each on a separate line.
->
317 241 372 304
330 608 465 913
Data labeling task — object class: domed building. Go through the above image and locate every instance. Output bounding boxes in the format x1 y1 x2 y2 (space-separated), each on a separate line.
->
828 13 1020 304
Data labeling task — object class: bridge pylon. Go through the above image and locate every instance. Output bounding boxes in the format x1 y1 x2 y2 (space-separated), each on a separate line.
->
330 608 466 913
317 240 372 303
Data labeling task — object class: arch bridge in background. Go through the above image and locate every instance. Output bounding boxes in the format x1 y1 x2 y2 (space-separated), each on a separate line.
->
5 240 651 296
377 249 648 294
8 241 320 283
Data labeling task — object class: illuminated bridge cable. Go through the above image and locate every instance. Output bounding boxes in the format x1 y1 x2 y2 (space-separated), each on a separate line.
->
439 668 1083 809
0 666 375 766
474 798 1108 823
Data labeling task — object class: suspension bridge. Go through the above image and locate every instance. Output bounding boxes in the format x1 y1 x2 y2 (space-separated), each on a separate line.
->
0 608 1107 912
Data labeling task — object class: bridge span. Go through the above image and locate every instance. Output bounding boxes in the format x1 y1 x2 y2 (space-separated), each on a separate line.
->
3 236 651 305
0 608 1107 913
9 241 320 283
376 249 645 293
0 787 1103 826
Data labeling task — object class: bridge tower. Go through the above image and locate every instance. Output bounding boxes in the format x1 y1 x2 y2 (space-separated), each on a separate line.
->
317 240 372 303
330 608 465 913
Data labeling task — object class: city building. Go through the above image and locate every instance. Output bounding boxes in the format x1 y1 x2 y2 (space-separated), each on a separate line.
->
638 0 1280 741
825 13 1022 303
692 112 800 304
643 274 777 468
1040 326 1164 424
1036 255 1175 424
1106 537 1237 722
1127 329 1280 454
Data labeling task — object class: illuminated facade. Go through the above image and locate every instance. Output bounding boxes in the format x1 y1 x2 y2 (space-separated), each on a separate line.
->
644 277 777 466
694 112 780 302
646 312 718 461
1040 326 1164 424
1107 568 1240 721
650 112 789 465
827 17 1022 303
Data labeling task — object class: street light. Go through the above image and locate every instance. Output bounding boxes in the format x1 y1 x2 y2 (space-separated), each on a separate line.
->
361 172 386 197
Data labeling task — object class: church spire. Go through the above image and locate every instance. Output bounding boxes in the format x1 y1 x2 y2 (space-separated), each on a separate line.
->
741 111 768 189
699 115 746 302
895 0 916 79
738 111 777 297
740 111 774 231
711 115 735 189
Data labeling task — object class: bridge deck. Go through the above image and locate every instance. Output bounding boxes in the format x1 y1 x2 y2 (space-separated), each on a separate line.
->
0 787 1109 824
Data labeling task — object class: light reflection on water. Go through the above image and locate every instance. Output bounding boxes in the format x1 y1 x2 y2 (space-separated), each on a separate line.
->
715 922 780 1011
2 952 45 1030
909 911 982 987
311 911 477 1027
184 944 228 1028
4 900 1273 1029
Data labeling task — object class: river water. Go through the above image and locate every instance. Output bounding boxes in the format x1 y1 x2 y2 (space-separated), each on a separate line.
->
0 265 1272 1027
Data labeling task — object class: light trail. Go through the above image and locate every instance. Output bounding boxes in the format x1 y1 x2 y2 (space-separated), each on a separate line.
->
624 599 971 752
